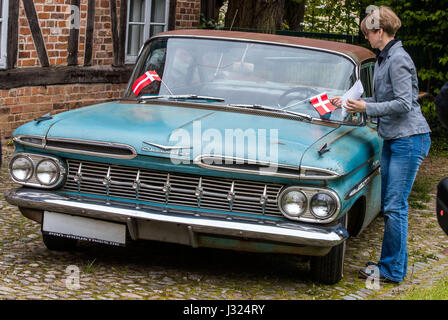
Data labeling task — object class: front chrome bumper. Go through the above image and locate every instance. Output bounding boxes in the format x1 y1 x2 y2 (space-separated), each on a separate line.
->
5 188 348 254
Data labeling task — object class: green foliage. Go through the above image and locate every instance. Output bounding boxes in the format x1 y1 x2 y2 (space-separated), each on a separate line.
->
420 99 448 155
198 14 223 29
303 0 359 34
303 0 448 92
395 1 448 94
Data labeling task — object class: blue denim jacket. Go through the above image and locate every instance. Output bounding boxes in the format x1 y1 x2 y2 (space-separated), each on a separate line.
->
365 41 431 140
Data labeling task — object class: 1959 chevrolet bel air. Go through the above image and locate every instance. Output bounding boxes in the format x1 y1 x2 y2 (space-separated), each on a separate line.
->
5 29 381 284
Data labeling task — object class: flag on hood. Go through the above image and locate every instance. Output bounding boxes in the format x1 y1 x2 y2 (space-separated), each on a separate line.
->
132 70 162 96
309 93 337 116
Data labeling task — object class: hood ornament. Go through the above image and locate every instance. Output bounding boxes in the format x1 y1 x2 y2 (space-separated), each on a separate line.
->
141 141 192 156
34 112 53 124
142 141 192 151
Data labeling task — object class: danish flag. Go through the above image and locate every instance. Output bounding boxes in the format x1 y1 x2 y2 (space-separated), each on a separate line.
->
132 70 162 96
309 93 338 116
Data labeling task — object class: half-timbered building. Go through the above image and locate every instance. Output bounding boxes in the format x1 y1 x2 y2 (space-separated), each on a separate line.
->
0 0 202 142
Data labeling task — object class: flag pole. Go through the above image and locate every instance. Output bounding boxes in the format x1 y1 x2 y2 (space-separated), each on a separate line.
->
280 98 309 110
160 79 174 95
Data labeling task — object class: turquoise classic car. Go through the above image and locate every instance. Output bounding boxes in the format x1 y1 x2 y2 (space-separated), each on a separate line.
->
5 30 380 284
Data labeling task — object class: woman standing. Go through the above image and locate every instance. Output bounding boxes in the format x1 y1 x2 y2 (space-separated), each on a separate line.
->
341 6 432 283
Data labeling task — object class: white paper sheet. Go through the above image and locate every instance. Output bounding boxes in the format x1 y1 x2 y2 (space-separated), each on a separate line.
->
341 79 365 108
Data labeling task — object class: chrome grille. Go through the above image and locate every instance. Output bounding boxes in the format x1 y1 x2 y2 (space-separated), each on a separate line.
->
63 159 284 217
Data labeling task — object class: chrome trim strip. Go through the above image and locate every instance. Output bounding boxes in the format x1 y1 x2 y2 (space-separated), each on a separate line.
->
13 135 138 160
300 166 341 180
195 177 203 207
13 135 46 148
142 141 192 151
195 155 341 181
277 186 341 223
5 188 348 247
193 154 301 179
45 137 138 160
344 166 381 200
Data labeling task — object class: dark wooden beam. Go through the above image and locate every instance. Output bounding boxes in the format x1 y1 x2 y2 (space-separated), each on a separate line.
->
168 0 177 31
109 0 119 66
67 0 81 66
84 0 96 66
0 66 134 90
6 0 20 69
22 0 49 67
118 0 128 65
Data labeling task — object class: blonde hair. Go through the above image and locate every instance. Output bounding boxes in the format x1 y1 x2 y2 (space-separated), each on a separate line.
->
361 6 402 36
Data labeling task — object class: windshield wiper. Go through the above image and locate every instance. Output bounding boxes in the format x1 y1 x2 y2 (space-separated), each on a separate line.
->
228 104 314 122
138 94 225 102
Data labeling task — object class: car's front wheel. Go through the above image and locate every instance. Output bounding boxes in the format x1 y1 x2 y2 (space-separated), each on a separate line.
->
310 240 345 284
310 216 347 284
42 233 78 251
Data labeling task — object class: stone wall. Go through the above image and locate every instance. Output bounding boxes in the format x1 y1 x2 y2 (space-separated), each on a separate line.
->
0 83 128 140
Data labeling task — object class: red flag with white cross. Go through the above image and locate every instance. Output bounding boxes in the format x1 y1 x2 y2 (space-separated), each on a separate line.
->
132 70 162 96
309 93 337 116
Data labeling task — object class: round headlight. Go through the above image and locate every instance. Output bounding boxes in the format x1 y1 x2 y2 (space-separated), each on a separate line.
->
310 193 337 219
280 189 307 218
10 156 34 182
36 160 60 185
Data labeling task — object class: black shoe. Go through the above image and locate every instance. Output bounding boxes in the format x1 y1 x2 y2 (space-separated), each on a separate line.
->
365 261 377 267
358 267 399 284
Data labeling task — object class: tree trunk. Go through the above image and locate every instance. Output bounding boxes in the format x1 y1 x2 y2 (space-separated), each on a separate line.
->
284 0 305 31
224 0 285 33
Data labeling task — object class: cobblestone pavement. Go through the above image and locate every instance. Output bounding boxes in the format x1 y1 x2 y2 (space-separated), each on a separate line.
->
1 145 447 300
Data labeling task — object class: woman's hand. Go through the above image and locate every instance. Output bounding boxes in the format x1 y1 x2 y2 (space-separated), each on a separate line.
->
330 96 343 107
345 99 366 113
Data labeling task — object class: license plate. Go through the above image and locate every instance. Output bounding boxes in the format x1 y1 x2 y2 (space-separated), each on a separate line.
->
42 211 126 246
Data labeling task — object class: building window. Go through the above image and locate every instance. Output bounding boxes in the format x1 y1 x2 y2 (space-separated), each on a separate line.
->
0 0 9 69
126 0 170 64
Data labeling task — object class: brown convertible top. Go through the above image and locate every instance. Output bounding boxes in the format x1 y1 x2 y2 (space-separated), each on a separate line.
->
156 29 376 65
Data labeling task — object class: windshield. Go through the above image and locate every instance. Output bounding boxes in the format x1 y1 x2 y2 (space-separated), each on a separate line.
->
125 37 359 124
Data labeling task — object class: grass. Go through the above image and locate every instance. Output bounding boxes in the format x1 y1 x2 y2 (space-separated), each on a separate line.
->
83 258 98 274
408 146 448 209
409 249 439 264
398 276 448 300
409 172 434 208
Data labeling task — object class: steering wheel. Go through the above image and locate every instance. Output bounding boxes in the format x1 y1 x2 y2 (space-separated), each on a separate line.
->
278 87 321 108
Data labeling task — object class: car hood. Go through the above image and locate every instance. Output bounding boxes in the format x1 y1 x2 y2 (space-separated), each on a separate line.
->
18 101 338 168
